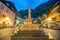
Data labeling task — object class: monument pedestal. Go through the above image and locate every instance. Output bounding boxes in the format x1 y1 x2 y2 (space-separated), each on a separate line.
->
20 24 39 31
19 8 39 31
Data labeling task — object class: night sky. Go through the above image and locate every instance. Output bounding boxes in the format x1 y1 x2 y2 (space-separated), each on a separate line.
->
10 0 49 11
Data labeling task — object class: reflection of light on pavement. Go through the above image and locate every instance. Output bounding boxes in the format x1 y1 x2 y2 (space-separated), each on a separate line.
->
0 28 13 38
14 27 19 33
48 33 53 39
0 28 15 40
47 30 54 39
42 28 54 39
0 28 19 40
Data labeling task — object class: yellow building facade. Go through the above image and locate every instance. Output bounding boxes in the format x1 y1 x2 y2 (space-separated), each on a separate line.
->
48 4 60 24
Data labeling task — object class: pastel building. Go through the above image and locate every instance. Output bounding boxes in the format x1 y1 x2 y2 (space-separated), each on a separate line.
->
0 1 16 26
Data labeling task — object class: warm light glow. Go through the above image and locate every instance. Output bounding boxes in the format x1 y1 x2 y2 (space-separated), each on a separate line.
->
0 21 3 24
16 20 19 24
9 23 12 26
43 24 46 26
4 17 11 25
47 18 51 21
5 17 10 21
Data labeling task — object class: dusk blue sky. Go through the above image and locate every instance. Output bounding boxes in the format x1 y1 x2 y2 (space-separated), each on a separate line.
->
9 0 49 11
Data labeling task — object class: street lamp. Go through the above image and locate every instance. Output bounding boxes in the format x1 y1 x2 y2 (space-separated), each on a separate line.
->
47 18 51 21
47 18 52 28
16 20 19 26
5 17 10 21
16 20 19 24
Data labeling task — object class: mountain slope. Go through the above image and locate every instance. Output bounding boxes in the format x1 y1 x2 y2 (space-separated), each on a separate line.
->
18 0 59 18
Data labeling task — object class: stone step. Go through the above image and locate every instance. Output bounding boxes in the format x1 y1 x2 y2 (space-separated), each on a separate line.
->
14 31 45 37
11 30 49 40
12 36 49 40
13 34 46 37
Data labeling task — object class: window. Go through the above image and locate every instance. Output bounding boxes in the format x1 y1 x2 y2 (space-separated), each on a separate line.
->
57 7 60 13
2 14 6 17
1 5 4 10
52 17 56 21
7 9 9 13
